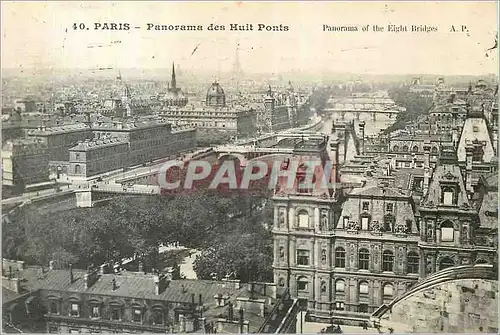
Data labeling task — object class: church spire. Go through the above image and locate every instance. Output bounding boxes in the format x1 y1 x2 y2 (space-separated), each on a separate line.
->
171 62 177 89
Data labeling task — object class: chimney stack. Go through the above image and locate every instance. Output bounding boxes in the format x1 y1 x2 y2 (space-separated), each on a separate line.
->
465 143 474 193
228 302 234 321
69 263 74 283
239 308 244 333
423 153 431 196
154 274 167 295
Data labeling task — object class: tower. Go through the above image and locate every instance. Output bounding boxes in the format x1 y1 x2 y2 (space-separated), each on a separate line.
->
232 43 243 97
171 62 177 91
263 85 275 132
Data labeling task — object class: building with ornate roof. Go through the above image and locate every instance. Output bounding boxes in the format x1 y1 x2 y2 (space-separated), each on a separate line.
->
161 63 188 108
206 81 226 108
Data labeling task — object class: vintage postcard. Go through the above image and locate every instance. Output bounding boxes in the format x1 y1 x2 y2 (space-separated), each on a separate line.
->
1 1 498 334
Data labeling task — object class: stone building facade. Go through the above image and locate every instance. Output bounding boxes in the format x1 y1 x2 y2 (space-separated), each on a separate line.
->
1 138 50 192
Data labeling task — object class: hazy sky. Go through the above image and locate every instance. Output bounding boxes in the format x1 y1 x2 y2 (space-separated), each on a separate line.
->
1 1 498 75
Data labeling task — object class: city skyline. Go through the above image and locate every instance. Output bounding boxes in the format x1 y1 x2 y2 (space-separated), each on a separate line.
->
1 1 498 76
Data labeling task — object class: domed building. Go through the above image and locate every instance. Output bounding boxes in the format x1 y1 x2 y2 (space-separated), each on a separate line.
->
206 81 226 107
162 63 188 108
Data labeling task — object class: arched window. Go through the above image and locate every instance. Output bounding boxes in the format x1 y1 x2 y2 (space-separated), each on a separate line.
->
335 279 345 293
297 276 308 291
412 145 419 152
335 247 346 268
359 281 369 295
402 145 409 152
74 164 81 175
392 145 399 152
297 210 309 228
440 221 454 242
358 248 370 270
431 146 438 154
383 283 394 297
439 257 455 270
278 278 285 287
407 252 419 274
382 250 394 272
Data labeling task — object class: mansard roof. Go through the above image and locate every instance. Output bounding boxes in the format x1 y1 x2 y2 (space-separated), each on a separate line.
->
422 163 470 209
349 185 409 199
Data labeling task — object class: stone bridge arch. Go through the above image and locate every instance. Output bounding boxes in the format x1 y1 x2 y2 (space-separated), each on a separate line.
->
218 153 247 167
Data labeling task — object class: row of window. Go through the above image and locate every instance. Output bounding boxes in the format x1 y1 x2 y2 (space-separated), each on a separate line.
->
392 145 438 153
48 301 164 325
293 248 420 273
294 277 395 298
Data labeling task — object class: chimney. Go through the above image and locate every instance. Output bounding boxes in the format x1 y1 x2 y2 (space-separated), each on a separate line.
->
165 267 174 281
154 274 167 295
100 263 111 275
250 282 256 300
465 143 474 193
84 267 99 289
239 308 244 333
112 278 117 291
228 302 234 321
359 121 365 154
69 263 74 283
422 152 431 195
138 261 144 273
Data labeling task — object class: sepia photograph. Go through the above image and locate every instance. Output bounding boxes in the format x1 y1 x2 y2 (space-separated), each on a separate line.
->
1 1 498 334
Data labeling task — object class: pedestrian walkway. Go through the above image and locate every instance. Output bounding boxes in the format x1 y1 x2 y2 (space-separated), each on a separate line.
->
180 249 201 279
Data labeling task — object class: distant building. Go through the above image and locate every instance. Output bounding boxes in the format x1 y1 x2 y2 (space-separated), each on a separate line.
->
160 81 258 145
26 123 93 162
1 138 50 193
68 120 197 179
161 63 188 108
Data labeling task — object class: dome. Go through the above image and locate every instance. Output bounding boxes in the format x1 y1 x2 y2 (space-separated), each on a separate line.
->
206 81 226 107
207 82 225 97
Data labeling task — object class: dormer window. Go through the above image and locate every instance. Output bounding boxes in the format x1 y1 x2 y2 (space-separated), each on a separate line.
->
442 187 456 205
360 213 370 231
70 303 80 317
91 305 100 319
339 216 349 229
132 308 142 323
386 203 394 213
49 300 59 314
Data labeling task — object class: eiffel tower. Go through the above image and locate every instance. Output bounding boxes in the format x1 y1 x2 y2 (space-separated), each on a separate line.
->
231 43 244 78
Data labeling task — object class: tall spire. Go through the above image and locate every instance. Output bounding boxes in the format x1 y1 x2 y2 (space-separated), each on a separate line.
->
171 62 177 89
